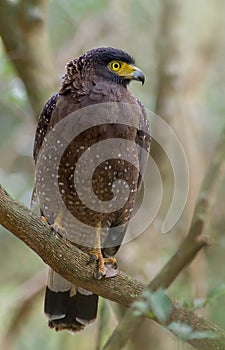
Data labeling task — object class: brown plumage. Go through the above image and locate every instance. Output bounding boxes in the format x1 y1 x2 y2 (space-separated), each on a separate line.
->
33 47 150 332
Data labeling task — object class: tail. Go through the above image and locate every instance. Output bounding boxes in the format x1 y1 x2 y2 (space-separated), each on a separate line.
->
44 269 98 332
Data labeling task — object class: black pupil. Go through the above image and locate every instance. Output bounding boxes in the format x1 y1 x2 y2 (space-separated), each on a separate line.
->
114 63 119 69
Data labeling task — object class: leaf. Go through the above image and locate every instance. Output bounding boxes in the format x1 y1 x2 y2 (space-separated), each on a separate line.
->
193 298 207 309
207 284 225 303
132 289 171 322
168 322 193 341
146 311 156 319
168 322 217 341
142 289 152 299
132 300 149 317
147 289 172 323
189 331 217 340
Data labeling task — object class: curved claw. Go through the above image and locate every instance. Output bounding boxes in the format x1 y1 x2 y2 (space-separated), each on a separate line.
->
94 271 105 280
87 249 118 279
87 254 98 265
50 223 68 238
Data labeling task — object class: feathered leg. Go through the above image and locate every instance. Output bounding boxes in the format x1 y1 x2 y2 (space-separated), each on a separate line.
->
87 223 118 279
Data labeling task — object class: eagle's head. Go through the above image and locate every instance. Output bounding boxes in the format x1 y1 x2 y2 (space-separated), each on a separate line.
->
65 47 145 89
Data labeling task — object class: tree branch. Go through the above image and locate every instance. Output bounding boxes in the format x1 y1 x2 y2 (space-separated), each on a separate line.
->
0 0 57 116
1 185 225 349
0 185 144 306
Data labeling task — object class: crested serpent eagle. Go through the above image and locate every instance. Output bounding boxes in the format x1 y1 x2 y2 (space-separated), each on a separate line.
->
33 47 150 332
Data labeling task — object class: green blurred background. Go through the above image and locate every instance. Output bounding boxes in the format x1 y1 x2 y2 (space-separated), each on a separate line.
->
0 0 225 349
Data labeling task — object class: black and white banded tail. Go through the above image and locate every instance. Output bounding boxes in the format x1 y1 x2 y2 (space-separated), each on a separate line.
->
44 269 98 332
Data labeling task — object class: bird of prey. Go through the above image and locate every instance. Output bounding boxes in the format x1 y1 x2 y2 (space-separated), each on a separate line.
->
33 47 150 332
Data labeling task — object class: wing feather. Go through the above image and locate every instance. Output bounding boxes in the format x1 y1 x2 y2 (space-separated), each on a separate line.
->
103 101 150 256
33 93 59 162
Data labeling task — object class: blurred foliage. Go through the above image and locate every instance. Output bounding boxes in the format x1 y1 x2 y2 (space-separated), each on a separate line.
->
0 0 225 349
133 289 172 322
167 322 216 342
47 0 107 52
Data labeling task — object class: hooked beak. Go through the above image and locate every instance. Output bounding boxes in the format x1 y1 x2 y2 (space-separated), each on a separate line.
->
131 67 145 85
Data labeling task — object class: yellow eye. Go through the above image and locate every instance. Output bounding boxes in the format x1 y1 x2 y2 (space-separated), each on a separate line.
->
110 61 121 72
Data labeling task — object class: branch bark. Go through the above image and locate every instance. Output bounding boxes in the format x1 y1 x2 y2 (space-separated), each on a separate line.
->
1 185 225 349
0 185 144 306
0 0 57 117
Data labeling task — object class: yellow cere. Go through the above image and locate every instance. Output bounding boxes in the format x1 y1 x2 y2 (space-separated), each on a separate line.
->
108 61 136 78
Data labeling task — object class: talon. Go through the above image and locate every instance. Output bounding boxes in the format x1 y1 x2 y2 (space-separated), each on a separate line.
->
50 210 67 237
88 223 119 279
51 223 62 237
87 254 98 265
88 248 117 279
103 257 117 269
41 216 65 238
53 223 59 233
50 222 67 238
94 271 105 280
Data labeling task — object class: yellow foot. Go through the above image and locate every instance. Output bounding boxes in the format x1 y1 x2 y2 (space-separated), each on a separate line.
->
87 248 117 280
41 216 48 224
